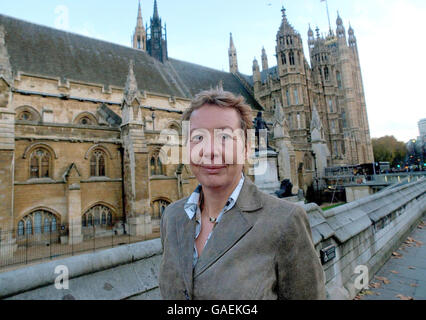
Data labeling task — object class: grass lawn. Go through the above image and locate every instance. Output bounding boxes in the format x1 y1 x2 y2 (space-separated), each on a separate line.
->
322 203 346 211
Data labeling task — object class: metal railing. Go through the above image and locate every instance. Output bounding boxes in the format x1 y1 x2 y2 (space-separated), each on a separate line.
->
0 219 160 272
324 172 426 187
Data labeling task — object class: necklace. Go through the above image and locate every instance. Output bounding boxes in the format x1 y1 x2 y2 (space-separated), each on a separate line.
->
205 206 218 224
201 194 218 224
209 217 218 224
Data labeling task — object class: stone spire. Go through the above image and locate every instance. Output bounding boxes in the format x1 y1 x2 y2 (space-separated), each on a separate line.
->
137 1 143 26
252 57 260 78
228 33 238 73
308 24 315 49
133 1 147 50
153 0 160 21
123 60 139 105
0 26 13 84
147 0 168 62
277 6 297 36
348 23 357 47
336 11 346 39
261 47 268 71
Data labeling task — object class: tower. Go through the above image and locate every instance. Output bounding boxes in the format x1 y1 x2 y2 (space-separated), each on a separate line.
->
132 1 147 51
147 0 168 62
347 24 374 163
276 7 309 146
261 47 268 71
228 33 238 73
252 57 261 93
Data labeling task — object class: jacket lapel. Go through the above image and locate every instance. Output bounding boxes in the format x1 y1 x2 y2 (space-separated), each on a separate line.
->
176 211 196 297
193 178 263 278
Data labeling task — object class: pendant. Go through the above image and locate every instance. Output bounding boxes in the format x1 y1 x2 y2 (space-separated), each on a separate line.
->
209 217 217 224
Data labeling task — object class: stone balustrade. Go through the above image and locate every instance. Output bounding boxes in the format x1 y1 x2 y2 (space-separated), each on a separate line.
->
1 178 425 300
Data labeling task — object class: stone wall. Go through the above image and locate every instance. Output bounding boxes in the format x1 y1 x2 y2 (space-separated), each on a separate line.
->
0 239 163 300
1 178 425 300
309 178 426 299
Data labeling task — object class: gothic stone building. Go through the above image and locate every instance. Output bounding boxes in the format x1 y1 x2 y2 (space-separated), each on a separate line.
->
230 7 374 191
0 3 373 250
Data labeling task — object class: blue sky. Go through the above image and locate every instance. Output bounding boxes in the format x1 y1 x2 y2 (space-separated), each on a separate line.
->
1 0 425 142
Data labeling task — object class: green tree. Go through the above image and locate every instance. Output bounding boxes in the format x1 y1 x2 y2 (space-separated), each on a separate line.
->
372 136 407 167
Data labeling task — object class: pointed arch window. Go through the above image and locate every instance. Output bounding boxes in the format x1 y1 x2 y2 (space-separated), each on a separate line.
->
90 150 107 177
83 205 113 229
333 141 339 156
286 90 291 106
336 71 342 89
17 210 59 238
342 110 348 128
289 50 295 65
304 154 313 171
281 52 287 65
328 99 334 113
18 221 24 237
152 199 171 219
324 66 329 81
150 152 164 176
30 148 52 179
294 88 299 105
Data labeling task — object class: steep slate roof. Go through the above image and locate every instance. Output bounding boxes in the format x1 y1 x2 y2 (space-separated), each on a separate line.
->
0 14 261 110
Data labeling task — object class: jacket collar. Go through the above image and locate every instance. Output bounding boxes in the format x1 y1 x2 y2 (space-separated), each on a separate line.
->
235 177 264 212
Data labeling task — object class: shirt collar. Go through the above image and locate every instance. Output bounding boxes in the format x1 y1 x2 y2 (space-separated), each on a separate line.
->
184 174 245 220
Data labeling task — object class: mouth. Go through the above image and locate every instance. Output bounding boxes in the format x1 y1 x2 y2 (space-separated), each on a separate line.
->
198 165 227 174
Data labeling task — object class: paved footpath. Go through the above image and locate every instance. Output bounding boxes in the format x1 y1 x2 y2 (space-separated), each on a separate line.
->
359 219 426 300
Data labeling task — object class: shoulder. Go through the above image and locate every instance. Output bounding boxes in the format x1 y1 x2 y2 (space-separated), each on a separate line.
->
256 191 309 232
161 196 189 225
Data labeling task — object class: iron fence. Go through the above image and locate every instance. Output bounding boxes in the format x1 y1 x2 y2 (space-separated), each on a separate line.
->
0 218 160 272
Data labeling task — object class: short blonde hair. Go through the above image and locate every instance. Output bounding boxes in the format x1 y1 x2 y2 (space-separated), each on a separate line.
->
182 89 253 135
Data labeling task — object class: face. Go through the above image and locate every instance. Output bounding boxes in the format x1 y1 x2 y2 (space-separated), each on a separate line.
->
188 104 247 189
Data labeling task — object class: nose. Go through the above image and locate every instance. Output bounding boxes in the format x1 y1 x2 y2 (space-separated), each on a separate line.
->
200 135 222 165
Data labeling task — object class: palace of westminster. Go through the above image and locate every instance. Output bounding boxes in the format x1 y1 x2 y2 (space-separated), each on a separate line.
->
0 1 373 250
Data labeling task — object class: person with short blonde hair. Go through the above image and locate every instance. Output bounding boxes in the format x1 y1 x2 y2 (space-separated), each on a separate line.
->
159 89 325 300
182 89 253 132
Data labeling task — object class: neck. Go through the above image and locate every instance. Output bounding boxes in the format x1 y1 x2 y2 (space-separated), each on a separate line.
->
202 174 242 218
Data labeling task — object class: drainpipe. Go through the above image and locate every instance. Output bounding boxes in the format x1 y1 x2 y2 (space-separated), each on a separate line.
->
119 146 127 234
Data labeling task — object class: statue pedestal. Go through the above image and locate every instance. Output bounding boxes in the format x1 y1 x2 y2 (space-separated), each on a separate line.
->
128 215 152 237
68 220 83 245
252 150 280 196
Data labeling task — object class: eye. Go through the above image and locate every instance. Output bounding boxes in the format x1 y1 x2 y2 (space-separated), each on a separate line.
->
219 133 233 142
191 135 203 143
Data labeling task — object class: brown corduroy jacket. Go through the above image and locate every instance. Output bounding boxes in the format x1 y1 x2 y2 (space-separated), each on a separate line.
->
159 178 326 300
